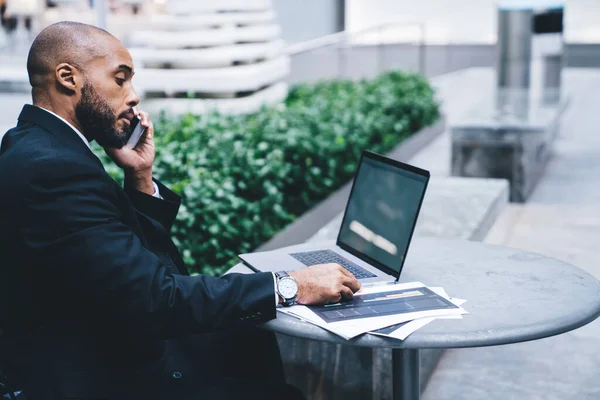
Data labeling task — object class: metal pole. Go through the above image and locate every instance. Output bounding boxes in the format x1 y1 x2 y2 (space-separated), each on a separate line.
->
95 0 107 30
377 26 384 75
392 349 420 400
336 0 346 32
497 6 533 89
418 23 426 76
338 38 346 79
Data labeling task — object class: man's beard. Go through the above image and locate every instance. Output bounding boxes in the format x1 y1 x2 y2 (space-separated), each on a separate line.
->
75 82 133 149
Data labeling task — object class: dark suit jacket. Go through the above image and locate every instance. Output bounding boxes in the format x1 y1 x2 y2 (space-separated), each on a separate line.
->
0 105 279 399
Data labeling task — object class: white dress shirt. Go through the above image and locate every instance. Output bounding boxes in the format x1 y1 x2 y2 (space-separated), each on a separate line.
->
35 106 281 305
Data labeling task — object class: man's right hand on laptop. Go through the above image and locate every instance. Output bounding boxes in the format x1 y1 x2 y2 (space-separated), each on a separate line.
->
289 264 361 305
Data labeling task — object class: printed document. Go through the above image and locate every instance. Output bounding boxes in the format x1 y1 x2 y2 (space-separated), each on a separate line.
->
278 282 468 339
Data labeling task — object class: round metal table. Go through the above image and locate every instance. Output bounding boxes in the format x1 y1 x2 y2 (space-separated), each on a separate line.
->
233 238 600 400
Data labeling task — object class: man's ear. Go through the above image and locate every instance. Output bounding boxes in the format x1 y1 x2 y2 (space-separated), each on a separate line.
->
55 63 81 94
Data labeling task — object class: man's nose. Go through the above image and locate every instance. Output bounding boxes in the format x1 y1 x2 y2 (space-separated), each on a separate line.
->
127 87 140 108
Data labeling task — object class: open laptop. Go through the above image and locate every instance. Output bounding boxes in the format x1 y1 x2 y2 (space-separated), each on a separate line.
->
239 150 430 284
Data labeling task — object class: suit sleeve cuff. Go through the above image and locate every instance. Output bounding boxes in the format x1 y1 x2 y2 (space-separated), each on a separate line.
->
125 179 181 231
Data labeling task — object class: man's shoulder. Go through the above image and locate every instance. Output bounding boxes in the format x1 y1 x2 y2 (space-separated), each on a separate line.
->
3 122 100 171
3 122 59 164
0 123 110 198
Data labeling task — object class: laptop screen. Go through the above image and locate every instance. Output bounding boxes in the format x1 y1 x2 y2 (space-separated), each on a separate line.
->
337 152 429 278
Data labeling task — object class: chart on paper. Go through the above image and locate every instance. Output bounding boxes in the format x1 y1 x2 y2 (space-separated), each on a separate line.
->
307 286 459 323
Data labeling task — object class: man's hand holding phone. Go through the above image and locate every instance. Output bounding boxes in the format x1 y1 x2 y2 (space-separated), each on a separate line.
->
125 115 147 150
104 110 156 196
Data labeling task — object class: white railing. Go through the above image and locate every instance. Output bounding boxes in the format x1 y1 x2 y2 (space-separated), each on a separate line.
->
283 21 428 83
285 22 425 55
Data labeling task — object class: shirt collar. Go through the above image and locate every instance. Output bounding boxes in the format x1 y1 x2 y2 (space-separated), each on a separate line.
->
36 106 92 150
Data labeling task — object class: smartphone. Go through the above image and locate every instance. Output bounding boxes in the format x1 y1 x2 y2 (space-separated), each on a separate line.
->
125 116 146 149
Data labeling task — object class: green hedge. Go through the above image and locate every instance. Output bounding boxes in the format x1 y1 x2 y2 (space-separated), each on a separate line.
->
95 71 440 276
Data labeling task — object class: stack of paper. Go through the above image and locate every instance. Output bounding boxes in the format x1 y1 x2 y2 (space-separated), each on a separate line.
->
278 282 467 340
369 287 467 340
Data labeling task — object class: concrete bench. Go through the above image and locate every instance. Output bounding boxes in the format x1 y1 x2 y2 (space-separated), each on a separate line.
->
130 40 284 69
246 176 509 399
451 88 569 202
309 177 508 244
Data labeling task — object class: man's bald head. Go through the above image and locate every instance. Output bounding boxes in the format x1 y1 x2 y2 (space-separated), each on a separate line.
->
24 21 140 148
27 21 114 101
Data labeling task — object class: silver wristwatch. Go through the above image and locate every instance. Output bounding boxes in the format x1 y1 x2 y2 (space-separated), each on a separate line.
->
275 271 298 307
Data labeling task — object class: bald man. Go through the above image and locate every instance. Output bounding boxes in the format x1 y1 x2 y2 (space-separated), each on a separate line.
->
0 22 360 400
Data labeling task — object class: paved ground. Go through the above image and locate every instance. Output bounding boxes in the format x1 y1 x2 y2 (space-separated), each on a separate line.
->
407 67 600 400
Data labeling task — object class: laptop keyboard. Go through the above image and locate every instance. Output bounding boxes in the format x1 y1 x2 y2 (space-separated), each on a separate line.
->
290 250 377 280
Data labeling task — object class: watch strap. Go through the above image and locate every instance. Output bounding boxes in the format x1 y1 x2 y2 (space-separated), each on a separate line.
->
275 271 297 307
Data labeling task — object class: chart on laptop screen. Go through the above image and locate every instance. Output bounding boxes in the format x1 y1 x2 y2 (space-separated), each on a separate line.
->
307 286 458 323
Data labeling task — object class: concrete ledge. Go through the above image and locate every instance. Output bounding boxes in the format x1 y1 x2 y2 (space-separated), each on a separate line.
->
451 89 570 202
130 40 284 69
129 24 281 49
143 82 288 116
309 177 509 244
134 56 290 94
168 0 272 15
148 11 276 30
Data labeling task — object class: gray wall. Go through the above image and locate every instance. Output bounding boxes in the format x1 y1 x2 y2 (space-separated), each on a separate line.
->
273 0 344 43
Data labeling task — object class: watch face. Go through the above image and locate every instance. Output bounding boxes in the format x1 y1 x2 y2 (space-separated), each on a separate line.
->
279 277 298 299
